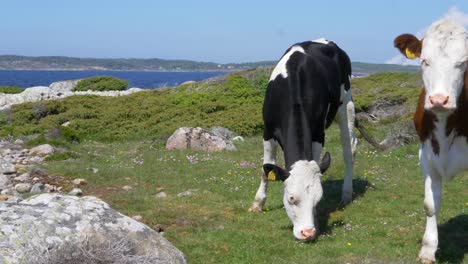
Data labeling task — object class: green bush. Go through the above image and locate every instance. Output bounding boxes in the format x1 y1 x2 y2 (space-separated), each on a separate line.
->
0 86 24 94
73 76 128 92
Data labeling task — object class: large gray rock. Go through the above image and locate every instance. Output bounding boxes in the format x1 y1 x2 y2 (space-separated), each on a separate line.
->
166 127 237 152
0 193 187 264
49 79 81 93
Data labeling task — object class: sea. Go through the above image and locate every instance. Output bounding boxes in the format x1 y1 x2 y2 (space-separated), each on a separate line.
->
0 70 229 89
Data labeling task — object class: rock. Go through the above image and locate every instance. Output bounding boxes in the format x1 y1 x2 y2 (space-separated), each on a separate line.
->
0 174 12 189
155 192 168 198
177 189 198 197
15 183 32 193
30 183 45 194
122 185 133 191
0 161 16 175
166 127 237 152
29 144 55 156
72 178 88 186
44 184 57 193
211 126 235 140
14 139 24 145
0 194 8 201
14 172 30 182
68 188 83 196
91 167 99 174
0 193 187 264
132 215 143 221
61 121 71 127
232 136 245 141
49 79 81 93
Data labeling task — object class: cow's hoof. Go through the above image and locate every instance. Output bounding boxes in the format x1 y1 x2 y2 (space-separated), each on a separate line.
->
248 204 263 213
418 256 434 264
418 248 435 264
340 192 352 204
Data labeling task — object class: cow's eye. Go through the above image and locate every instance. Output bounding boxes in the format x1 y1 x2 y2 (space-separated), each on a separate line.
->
288 195 299 205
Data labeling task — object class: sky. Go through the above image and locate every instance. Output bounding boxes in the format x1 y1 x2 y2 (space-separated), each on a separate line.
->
1 0 468 64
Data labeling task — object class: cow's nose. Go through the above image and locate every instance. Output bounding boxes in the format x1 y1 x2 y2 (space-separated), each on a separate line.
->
429 94 449 110
300 228 316 240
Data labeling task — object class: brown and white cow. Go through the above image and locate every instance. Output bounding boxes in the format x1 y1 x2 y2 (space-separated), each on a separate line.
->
394 19 468 263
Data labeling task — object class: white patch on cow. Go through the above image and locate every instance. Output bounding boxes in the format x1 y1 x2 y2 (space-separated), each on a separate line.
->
283 160 323 241
420 19 468 111
312 37 330 44
269 46 305 81
249 139 279 212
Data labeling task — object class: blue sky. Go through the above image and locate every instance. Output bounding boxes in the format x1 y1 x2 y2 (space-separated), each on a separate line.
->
1 1 468 64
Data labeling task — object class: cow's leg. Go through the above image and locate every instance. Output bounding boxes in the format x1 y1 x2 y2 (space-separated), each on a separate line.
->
336 93 356 204
249 139 278 212
418 164 442 264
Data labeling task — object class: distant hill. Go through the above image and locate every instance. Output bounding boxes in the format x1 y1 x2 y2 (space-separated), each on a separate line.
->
0 55 419 74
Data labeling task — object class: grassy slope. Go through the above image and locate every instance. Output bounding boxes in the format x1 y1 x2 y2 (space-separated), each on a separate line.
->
2 70 468 263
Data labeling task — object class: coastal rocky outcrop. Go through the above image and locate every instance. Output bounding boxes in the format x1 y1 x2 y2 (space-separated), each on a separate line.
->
166 127 237 152
0 79 144 110
0 193 187 264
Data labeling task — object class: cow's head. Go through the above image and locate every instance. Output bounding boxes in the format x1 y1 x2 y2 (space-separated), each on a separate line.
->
394 19 468 113
263 152 331 241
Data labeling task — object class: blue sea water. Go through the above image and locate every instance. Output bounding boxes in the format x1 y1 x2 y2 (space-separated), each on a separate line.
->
0 70 228 89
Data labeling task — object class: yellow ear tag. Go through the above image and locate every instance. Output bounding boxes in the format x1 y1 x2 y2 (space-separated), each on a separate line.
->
405 48 417 59
267 171 277 181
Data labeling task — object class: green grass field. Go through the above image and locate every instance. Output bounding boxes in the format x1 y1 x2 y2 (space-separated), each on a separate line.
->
43 127 468 263
2 70 468 263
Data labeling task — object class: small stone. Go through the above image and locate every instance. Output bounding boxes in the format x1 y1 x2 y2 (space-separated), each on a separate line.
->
32 177 40 181
132 215 143 221
61 121 71 127
155 192 168 198
177 189 198 197
14 139 24 145
44 184 57 192
91 168 99 174
232 136 245 141
68 188 83 196
122 185 132 191
30 183 45 194
15 183 32 193
72 178 88 186
0 161 16 175
0 174 12 189
14 172 31 182
0 194 8 201
156 187 165 192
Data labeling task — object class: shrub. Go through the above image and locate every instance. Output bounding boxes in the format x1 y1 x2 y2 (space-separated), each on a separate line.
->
0 86 24 94
73 76 128 92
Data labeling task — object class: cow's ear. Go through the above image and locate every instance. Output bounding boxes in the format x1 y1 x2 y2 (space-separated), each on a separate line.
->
394 34 422 59
263 164 289 181
319 152 331 174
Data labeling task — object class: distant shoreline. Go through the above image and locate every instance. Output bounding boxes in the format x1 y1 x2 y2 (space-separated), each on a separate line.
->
0 68 239 73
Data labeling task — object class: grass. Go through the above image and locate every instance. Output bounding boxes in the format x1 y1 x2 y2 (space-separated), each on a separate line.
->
42 127 468 263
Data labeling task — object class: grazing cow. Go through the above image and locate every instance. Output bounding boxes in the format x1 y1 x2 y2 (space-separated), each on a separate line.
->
394 19 468 263
249 38 357 241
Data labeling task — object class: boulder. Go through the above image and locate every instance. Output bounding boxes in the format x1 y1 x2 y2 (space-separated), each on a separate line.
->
166 127 237 152
0 193 187 264
29 144 55 156
49 79 82 93
211 126 236 140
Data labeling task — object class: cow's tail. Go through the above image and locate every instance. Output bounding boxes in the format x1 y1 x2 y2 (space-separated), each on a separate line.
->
354 119 387 150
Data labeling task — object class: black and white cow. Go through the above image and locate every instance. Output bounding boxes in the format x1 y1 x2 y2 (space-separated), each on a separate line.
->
249 38 357 241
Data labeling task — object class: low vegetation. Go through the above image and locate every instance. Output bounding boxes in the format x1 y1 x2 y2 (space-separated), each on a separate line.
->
0 86 24 94
73 76 128 92
1 69 467 263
